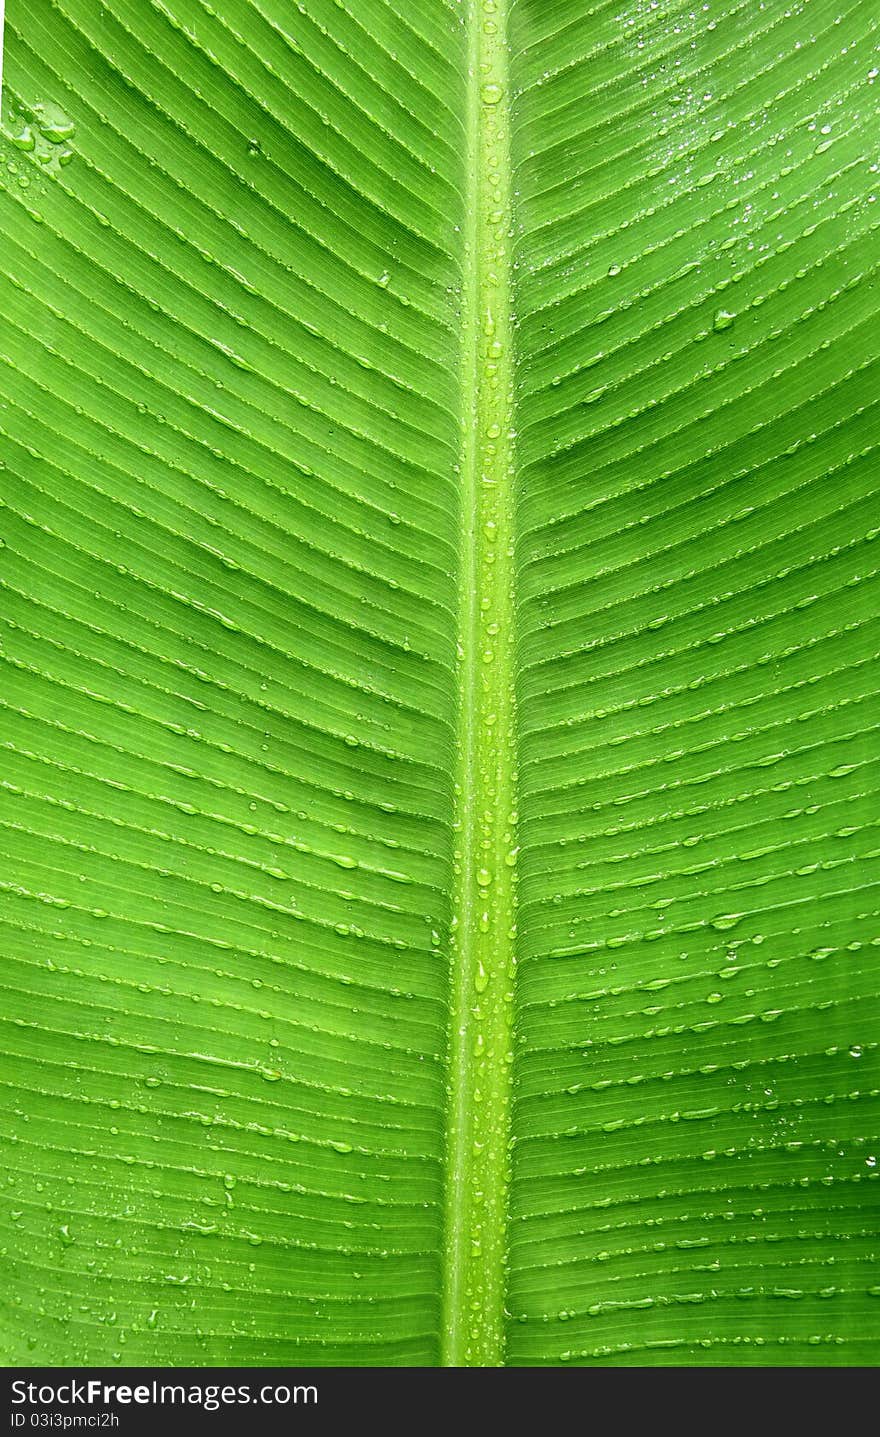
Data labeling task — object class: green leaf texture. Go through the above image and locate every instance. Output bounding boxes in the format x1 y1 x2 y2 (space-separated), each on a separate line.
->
1 0 878 1367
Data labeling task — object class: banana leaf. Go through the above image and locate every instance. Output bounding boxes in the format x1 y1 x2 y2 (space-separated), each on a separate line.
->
0 0 877 1367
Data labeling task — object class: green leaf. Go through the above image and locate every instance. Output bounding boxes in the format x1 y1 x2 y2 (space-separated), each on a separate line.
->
1 0 877 1368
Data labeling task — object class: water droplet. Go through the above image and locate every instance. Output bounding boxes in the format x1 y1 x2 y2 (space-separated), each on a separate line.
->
711 913 741 932
39 112 75 143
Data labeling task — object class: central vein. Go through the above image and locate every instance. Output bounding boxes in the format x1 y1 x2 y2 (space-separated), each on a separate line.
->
441 0 517 1369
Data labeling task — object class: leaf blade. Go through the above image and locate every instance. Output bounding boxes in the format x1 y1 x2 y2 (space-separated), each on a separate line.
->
0 0 878 1368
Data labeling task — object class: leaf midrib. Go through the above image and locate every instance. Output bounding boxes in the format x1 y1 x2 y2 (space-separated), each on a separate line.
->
441 0 517 1368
